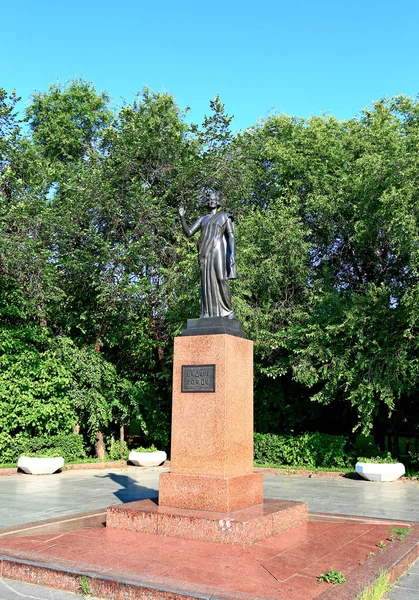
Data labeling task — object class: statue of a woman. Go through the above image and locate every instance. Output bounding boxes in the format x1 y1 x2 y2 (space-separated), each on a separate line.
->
179 191 236 318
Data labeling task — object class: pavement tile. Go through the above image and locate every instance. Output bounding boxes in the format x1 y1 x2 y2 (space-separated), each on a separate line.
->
0 533 60 550
38 543 180 579
355 524 404 547
260 551 310 581
308 522 376 546
387 588 419 600
274 574 328 600
170 562 276 597
248 520 337 555
244 523 315 560
301 541 379 577
393 571 419 590
260 527 372 580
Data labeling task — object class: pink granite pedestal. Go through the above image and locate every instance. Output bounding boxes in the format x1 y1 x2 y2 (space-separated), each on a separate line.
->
107 332 308 546
107 498 308 546
159 334 264 512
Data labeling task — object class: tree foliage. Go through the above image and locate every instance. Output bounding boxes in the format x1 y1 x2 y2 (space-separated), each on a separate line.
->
1 79 419 459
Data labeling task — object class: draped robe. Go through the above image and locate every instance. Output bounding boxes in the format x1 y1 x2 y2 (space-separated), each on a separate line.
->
190 211 235 318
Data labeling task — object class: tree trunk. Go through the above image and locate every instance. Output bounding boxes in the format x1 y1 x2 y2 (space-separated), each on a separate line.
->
37 305 47 328
95 316 108 352
95 431 105 459
148 313 167 374
72 423 80 434
119 424 125 459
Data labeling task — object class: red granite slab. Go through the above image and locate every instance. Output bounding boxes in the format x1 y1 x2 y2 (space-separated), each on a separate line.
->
159 471 263 512
107 497 308 546
0 515 418 600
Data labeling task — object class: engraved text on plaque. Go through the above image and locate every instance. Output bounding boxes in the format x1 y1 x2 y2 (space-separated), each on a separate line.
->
181 365 216 393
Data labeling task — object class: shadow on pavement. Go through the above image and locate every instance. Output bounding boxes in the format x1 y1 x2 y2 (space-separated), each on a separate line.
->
94 472 158 504
343 471 362 479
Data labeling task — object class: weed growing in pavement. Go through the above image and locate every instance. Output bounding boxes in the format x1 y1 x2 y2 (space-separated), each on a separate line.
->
317 570 346 584
79 576 91 597
389 527 412 541
357 571 390 600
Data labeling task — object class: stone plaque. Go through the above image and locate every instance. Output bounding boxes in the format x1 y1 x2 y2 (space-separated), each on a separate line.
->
181 364 216 393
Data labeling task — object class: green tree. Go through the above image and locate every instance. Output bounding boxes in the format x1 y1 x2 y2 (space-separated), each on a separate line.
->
25 79 112 165
240 98 419 434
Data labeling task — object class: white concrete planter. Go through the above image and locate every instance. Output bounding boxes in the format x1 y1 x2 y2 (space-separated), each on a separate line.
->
128 450 167 467
17 456 64 475
355 461 405 482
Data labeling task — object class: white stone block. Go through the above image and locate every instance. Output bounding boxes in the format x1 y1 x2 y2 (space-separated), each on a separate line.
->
17 456 64 475
128 451 167 467
355 461 405 482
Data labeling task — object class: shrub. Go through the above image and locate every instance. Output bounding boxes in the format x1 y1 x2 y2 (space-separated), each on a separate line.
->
52 433 86 461
0 432 27 464
357 453 398 464
23 448 64 458
133 445 159 452
106 440 129 460
408 450 419 470
1 433 86 464
253 432 353 468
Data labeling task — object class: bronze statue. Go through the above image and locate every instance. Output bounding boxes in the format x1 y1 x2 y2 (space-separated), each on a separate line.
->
179 191 236 319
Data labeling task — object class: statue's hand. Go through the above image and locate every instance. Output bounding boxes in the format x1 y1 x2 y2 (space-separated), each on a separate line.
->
179 206 186 217
230 256 236 267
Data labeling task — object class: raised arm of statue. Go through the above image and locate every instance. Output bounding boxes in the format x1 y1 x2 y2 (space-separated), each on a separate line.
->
179 206 202 238
179 191 236 319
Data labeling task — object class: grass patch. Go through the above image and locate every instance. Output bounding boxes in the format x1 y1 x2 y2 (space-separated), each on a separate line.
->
254 461 353 473
357 571 390 600
66 458 125 464
0 458 126 469
389 526 412 541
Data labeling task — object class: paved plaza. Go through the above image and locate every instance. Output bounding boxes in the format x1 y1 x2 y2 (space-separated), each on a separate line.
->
1 467 419 529
0 467 418 599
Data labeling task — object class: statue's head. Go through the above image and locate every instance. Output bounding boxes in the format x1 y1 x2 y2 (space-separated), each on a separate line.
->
205 190 223 208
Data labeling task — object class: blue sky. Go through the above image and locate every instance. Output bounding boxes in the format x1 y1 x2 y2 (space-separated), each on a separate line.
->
2 0 419 131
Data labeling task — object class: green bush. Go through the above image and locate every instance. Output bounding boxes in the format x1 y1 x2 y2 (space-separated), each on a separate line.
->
133 445 159 452
51 433 86 461
408 450 419 470
106 440 129 460
253 432 353 468
1 433 86 464
354 437 383 459
357 453 398 464
23 448 64 458
0 432 28 464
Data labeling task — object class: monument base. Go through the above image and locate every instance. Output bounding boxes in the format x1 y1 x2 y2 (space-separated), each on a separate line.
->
181 317 246 338
107 498 308 547
159 471 263 512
